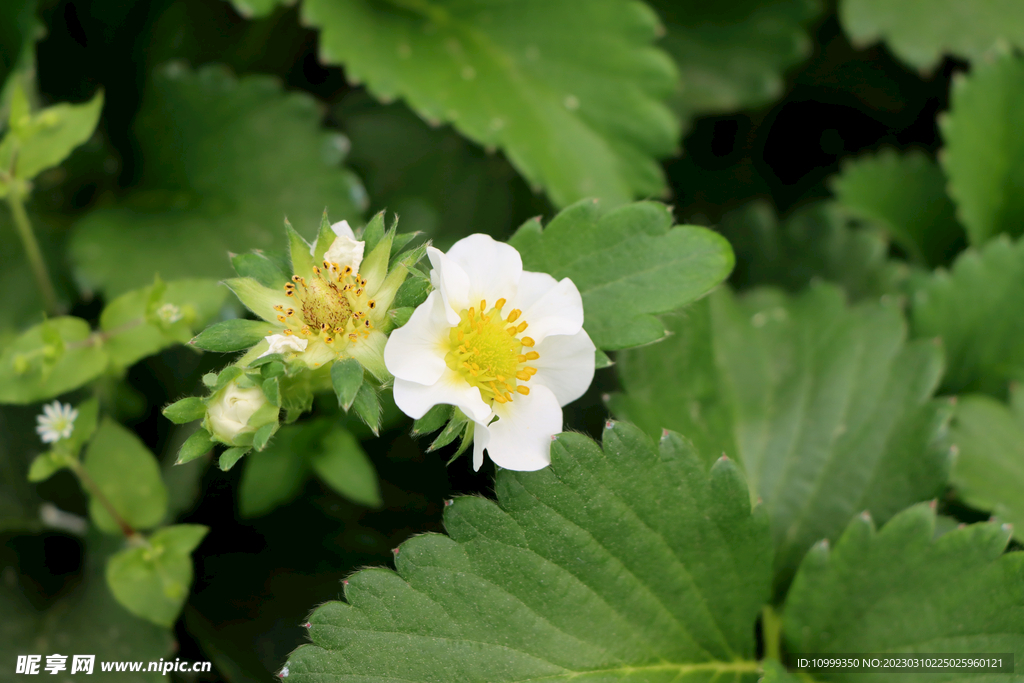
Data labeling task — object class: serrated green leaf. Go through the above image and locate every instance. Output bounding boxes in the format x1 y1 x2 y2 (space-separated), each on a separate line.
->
190 318 271 352
611 284 952 598
949 392 1024 541
832 149 963 266
0 532 173 680
286 422 770 682
331 357 364 411
0 317 108 404
391 273 431 310
910 235 1024 395
411 403 450 437
840 0 1024 70
292 0 678 208
176 428 214 465
309 427 381 508
101 279 226 367
162 396 206 424
351 382 380 435
69 63 365 296
784 504 1023 672
106 524 208 627
718 201 906 302
940 53 1024 245
510 199 734 350
2 86 103 185
653 0 819 119
84 419 168 534
218 446 250 471
337 95 543 246
428 411 469 452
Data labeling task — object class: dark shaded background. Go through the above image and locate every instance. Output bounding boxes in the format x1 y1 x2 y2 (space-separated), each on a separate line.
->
3 0 966 680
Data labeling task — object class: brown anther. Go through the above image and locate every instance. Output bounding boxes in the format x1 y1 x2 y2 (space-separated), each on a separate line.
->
324 336 333 344
349 333 358 342
312 265 321 275
285 308 295 316
368 300 376 309
300 326 311 335
355 288 363 296
342 266 352 276
283 329 293 335
277 315 287 323
274 305 284 312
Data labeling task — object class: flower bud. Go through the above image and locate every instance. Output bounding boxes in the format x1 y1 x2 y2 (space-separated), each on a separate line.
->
204 380 274 446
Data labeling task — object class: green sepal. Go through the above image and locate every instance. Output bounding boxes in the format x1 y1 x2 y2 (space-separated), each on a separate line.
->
285 218 314 280
351 382 381 436
311 208 336 264
360 225 394 293
210 366 244 393
392 275 431 310
390 231 422 259
360 210 386 256
429 411 469 452
219 446 251 471
231 250 289 288
387 307 413 330
252 422 278 451
412 404 451 437
162 396 207 424
260 376 280 406
331 358 364 411
223 277 291 325
260 360 285 379
191 319 272 352
176 428 214 465
447 421 475 464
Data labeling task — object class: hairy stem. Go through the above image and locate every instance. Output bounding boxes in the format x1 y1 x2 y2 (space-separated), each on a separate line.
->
7 191 58 315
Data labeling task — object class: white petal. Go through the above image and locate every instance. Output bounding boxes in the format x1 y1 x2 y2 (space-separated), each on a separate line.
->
530 328 597 406
259 334 308 358
477 384 561 471
511 273 584 343
331 220 355 239
384 291 451 385
473 426 488 471
393 369 491 423
324 234 365 273
445 234 522 306
427 247 471 325
42 402 60 419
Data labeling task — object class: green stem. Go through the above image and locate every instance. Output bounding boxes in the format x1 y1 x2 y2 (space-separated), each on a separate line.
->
762 604 783 663
68 459 138 539
7 191 58 315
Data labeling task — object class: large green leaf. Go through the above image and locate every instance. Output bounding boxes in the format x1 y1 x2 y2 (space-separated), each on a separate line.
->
910 235 1024 395
286 421 771 681
717 201 906 303
509 199 734 350
948 392 1024 540
70 63 366 295
610 284 952 597
839 0 1024 70
832 149 963 267
0 533 173 682
83 419 169 534
784 503 1024 676
284 0 678 208
309 426 381 508
652 0 819 119
940 53 1024 245
338 94 546 248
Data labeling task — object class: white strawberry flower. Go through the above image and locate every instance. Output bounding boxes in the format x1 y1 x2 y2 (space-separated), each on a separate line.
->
384 234 596 471
36 400 78 444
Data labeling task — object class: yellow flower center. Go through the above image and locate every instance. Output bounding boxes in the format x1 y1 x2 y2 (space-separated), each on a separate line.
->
445 298 539 406
277 262 377 348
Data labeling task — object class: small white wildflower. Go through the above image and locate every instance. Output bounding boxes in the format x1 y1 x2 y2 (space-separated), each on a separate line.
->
157 302 183 323
36 401 79 444
258 333 308 358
